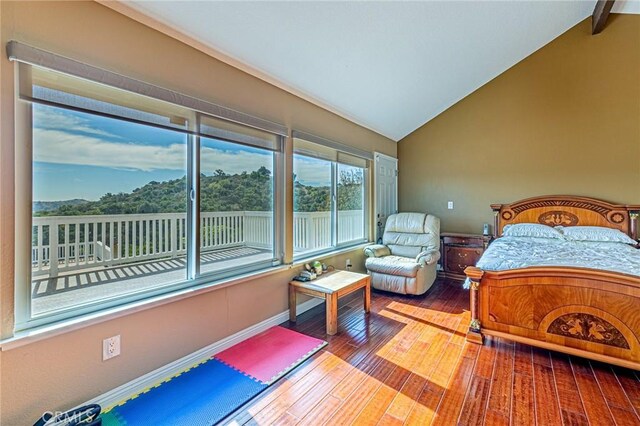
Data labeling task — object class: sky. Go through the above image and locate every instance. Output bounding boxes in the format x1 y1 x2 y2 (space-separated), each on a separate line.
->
33 104 330 201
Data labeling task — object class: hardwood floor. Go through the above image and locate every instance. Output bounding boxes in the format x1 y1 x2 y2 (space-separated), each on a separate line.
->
225 278 640 426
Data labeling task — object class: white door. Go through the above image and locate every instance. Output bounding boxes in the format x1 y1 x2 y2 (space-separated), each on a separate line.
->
374 152 398 243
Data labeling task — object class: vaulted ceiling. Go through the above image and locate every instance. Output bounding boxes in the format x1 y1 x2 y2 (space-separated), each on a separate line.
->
120 1 638 141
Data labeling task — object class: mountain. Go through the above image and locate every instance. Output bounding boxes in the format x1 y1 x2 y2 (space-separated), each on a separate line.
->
33 199 90 213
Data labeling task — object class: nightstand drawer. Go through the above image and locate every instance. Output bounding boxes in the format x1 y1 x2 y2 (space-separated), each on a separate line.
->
443 236 483 247
444 247 483 274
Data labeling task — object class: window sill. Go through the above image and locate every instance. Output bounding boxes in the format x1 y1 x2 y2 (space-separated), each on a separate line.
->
0 243 370 351
292 242 370 267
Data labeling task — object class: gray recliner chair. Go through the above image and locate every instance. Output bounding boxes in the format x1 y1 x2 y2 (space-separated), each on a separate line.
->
364 212 440 295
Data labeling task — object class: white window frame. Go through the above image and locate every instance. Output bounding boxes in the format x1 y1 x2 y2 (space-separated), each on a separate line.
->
292 152 370 261
336 162 370 247
14 78 285 331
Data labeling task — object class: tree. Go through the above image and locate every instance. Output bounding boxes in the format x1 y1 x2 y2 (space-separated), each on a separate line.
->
37 169 274 216
36 165 364 216
337 169 363 211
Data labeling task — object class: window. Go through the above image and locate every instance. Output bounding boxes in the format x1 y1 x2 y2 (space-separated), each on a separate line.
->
199 137 276 275
31 104 189 317
17 63 284 328
293 154 333 255
9 43 372 331
337 163 366 244
293 137 369 258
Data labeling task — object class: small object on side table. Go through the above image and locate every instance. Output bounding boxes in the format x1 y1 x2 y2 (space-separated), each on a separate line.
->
438 232 492 281
312 260 323 276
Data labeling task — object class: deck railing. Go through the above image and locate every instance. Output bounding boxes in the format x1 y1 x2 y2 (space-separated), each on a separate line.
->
32 210 363 277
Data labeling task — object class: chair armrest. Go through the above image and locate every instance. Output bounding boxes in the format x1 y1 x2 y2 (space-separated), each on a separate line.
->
416 250 440 266
364 244 391 258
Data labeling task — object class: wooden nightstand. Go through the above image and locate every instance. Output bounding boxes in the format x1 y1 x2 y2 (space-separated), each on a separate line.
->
438 232 491 280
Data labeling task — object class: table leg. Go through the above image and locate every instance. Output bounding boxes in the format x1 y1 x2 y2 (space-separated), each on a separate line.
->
326 294 338 335
289 285 297 323
364 282 371 314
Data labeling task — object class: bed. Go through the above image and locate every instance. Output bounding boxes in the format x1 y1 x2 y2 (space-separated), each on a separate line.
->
464 195 640 370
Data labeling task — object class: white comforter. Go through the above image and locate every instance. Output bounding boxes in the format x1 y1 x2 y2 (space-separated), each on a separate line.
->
474 236 640 277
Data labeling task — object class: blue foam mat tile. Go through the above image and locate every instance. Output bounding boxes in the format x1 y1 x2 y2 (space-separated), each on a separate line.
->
103 358 267 425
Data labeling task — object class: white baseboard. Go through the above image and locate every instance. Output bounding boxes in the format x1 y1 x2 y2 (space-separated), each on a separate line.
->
85 297 324 411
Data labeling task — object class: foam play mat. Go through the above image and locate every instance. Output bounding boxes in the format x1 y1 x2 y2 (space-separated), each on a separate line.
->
101 326 326 425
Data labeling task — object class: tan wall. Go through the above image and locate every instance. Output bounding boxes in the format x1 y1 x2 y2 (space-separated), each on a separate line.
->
0 1 394 423
398 15 640 234
0 250 365 424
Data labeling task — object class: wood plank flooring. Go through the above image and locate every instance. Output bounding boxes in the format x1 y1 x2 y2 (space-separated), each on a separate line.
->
225 279 640 425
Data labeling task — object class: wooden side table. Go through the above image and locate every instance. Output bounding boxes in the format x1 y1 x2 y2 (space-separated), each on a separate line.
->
289 270 371 335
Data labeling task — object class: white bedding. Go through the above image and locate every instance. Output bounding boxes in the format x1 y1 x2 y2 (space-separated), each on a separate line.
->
467 236 640 282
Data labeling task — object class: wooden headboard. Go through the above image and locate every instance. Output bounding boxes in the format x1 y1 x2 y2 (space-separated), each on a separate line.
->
491 195 640 240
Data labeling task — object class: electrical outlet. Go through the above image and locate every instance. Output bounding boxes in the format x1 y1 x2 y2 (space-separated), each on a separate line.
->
447 201 454 210
103 335 121 361
346 258 352 270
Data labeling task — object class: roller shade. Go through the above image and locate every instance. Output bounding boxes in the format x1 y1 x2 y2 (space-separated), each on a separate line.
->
16 62 283 152
293 137 369 168
200 115 282 152
338 152 367 168
292 130 373 161
293 137 337 161
8 40 288 138
22 64 194 132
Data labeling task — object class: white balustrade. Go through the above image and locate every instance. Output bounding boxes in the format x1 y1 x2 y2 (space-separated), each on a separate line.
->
200 211 246 251
337 210 366 244
243 211 273 249
32 210 364 277
32 213 189 277
292 210 364 252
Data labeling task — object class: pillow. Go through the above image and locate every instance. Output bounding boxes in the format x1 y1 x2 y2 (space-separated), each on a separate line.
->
557 226 638 245
502 223 564 239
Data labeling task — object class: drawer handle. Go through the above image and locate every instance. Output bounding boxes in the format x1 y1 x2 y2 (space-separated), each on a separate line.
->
457 252 468 258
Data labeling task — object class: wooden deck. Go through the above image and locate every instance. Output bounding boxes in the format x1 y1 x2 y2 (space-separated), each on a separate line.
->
31 246 271 316
226 278 640 425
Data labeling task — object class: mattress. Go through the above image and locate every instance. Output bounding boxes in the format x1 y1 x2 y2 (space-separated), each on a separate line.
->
471 236 640 278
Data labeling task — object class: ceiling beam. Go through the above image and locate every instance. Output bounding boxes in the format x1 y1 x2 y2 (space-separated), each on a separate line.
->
592 0 615 35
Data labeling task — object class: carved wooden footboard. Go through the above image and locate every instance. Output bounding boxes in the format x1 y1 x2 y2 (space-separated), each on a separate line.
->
465 195 640 370
465 266 640 370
